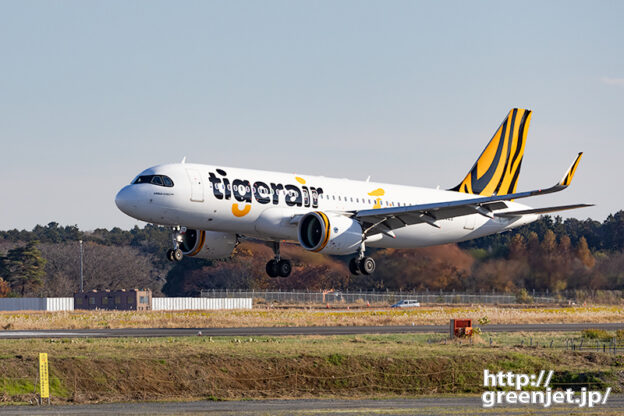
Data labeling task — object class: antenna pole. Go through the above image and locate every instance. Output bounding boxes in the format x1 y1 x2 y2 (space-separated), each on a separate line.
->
79 240 84 292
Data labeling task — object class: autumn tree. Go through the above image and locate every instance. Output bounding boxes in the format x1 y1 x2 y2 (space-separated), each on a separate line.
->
576 237 595 269
0 278 10 297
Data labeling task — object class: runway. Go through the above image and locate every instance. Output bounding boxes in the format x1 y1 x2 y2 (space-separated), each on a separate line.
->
1 322 623 339
2 396 623 415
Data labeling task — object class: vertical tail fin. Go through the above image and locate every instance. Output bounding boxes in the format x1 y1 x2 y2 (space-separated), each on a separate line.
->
450 108 532 196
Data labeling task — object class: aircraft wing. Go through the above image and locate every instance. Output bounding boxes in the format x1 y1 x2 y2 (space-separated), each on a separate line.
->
354 153 589 237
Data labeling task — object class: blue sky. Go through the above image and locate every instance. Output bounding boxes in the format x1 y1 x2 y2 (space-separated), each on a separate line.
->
1 1 622 230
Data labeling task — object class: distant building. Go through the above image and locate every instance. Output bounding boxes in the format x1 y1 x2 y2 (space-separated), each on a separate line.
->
74 289 152 311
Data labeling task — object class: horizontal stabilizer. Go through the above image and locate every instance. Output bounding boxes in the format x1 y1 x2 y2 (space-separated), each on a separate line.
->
495 203 593 218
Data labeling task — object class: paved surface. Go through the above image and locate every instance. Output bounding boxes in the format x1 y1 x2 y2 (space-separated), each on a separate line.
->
2 396 624 415
0 322 623 339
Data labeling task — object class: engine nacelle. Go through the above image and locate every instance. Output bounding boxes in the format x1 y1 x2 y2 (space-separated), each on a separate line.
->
179 229 237 259
297 211 362 255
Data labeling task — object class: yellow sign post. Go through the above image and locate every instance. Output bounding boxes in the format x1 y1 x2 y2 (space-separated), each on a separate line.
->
39 353 49 403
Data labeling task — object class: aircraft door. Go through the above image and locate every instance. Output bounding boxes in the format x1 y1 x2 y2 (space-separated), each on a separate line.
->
302 188 310 207
186 169 204 202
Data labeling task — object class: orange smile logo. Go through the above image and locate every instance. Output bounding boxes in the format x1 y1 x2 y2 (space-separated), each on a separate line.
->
232 203 251 217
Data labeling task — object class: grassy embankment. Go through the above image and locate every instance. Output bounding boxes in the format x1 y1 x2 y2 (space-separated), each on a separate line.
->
1 332 623 405
1 305 624 330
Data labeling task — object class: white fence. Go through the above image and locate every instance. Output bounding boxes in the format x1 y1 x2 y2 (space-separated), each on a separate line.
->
0 297 251 312
152 297 252 311
0 297 74 312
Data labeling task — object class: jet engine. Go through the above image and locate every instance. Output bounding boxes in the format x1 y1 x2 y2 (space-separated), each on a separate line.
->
297 211 362 255
179 229 238 259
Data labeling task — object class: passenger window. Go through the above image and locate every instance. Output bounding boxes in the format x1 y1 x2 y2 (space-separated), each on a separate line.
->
151 176 163 186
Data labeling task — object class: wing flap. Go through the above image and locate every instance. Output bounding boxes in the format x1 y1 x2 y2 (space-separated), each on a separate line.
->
495 203 593 218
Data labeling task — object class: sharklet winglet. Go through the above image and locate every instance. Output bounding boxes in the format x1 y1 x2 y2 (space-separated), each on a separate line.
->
559 152 583 187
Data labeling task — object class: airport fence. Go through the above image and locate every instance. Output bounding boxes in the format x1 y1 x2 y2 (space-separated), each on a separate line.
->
200 289 558 305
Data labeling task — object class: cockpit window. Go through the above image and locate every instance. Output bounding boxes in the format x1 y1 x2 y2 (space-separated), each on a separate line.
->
132 175 174 187
162 176 174 187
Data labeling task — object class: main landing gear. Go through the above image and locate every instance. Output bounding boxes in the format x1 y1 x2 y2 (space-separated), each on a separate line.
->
166 227 184 262
167 248 183 262
266 242 292 278
348 241 376 275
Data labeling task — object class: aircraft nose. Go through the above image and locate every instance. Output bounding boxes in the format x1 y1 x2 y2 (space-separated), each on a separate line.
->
115 185 137 216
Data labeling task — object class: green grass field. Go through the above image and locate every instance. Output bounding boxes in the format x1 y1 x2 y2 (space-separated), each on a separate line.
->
1 332 622 405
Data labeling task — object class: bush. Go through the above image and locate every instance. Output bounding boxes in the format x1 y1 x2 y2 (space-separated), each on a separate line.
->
478 316 490 326
515 289 534 304
581 329 612 342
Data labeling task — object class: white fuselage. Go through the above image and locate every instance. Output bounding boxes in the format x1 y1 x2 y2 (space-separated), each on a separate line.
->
115 163 538 252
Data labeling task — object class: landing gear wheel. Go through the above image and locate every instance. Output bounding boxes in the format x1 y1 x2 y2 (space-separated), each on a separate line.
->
166 249 175 262
359 257 375 275
349 257 360 275
266 259 279 278
277 259 292 277
173 249 183 262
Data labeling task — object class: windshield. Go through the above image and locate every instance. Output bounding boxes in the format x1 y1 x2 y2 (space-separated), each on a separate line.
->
132 175 174 187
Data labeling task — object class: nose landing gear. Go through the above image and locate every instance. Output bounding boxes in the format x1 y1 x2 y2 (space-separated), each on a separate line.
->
266 242 292 278
167 227 184 262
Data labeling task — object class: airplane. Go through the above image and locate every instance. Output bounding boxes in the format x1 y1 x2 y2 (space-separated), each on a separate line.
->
115 108 591 278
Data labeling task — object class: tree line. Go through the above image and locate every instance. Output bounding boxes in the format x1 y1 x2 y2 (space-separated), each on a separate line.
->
0 211 622 297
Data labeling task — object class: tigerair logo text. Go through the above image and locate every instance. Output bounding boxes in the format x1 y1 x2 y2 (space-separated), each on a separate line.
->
207 169 324 217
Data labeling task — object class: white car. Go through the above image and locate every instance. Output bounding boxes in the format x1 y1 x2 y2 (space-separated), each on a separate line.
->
391 300 420 308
